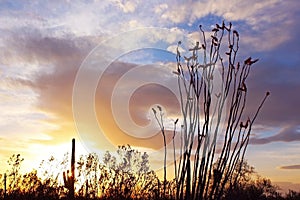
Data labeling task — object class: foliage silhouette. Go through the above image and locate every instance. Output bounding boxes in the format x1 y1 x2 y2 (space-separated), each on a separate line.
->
0 151 300 200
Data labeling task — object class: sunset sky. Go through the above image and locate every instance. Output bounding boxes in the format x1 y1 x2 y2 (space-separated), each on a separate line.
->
0 0 299 192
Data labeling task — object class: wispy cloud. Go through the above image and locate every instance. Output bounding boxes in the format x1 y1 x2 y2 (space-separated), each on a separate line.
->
280 165 300 170
250 126 300 145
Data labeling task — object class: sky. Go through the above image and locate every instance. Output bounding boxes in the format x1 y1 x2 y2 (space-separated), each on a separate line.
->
0 0 299 192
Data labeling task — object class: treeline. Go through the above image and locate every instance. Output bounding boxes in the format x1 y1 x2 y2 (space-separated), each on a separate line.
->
0 145 299 200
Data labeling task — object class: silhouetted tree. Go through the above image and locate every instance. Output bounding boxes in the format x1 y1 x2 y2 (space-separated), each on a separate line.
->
38 153 69 197
285 190 300 200
221 161 282 200
77 152 99 198
98 145 159 199
7 154 24 193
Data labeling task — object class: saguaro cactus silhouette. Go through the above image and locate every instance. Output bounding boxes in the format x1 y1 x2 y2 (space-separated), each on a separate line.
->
63 138 75 199
3 173 6 199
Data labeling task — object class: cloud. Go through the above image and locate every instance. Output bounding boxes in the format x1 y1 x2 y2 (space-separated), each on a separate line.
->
188 0 299 51
0 0 299 175
161 4 188 24
2 23 299 150
0 16 191 154
1 27 180 151
0 23 99 155
250 126 300 145
112 0 140 13
154 3 169 14
1 0 298 53
280 165 300 170
246 81 300 128
239 40 300 144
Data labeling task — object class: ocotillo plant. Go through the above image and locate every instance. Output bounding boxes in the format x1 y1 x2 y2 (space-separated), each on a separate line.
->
152 106 167 197
168 22 269 200
63 138 75 199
